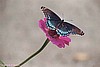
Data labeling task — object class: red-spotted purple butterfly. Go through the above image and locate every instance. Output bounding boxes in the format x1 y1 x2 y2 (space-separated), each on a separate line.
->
41 6 84 36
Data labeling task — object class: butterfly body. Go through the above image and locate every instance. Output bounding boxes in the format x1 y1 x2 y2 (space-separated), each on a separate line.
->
41 6 84 36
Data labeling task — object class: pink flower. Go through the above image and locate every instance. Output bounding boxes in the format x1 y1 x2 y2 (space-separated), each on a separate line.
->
38 18 71 48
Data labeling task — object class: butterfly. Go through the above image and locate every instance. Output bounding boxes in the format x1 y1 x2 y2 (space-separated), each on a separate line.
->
41 6 84 36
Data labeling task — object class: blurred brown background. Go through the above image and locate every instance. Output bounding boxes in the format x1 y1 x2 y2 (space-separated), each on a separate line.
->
0 0 100 67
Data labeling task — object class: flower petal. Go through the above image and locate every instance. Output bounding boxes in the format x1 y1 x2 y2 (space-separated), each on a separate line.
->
59 36 71 42
46 36 65 48
38 18 48 33
59 36 71 46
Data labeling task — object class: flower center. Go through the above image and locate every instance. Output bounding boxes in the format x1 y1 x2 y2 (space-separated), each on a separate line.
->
48 29 59 38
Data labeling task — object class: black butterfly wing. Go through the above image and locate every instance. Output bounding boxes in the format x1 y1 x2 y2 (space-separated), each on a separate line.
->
56 21 84 36
41 6 61 30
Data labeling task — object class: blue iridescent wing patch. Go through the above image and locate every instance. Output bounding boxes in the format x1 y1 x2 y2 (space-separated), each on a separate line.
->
41 6 84 36
46 19 61 30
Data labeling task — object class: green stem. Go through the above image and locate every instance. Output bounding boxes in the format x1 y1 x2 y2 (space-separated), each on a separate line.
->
15 38 49 67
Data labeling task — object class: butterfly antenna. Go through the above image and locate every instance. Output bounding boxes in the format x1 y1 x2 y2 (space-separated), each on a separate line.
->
67 20 73 21
61 12 73 22
61 13 65 21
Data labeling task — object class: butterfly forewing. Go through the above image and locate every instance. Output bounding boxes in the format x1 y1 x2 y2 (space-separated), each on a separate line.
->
41 6 62 30
41 6 61 21
57 22 84 36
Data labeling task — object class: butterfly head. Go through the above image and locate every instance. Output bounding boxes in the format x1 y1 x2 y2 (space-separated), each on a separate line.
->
61 19 64 22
